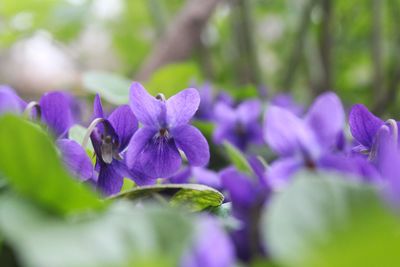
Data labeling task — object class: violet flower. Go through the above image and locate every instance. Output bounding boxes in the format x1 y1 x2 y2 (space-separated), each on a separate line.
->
181 215 235 267
220 157 270 262
126 82 210 178
270 93 304 116
0 85 26 114
349 104 399 155
213 99 263 151
91 94 153 196
264 92 378 189
166 166 222 190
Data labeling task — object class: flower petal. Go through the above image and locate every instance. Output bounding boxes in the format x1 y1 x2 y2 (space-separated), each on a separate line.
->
112 159 156 186
268 158 302 189
129 82 166 127
192 167 221 189
97 162 124 196
126 127 157 168
264 106 317 157
0 85 26 114
220 167 256 207
108 105 138 150
126 127 182 177
166 88 200 127
349 104 384 148
40 91 74 138
57 139 93 181
237 99 261 124
305 92 345 148
214 102 236 123
93 94 105 118
172 125 210 167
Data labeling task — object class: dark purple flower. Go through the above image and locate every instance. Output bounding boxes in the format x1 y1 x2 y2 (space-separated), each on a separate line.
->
220 157 270 262
264 92 377 188
181 215 235 267
91 94 153 196
213 99 263 151
126 82 210 178
0 85 26 114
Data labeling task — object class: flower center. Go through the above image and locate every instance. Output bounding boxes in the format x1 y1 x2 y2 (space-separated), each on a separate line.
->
159 128 169 137
100 133 122 164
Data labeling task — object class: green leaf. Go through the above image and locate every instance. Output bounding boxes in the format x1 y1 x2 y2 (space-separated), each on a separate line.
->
0 194 193 267
112 184 224 211
263 171 400 267
223 141 252 175
82 71 131 105
68 124 94 153
192 120 214 138
0 115 103 215
145 62 202 97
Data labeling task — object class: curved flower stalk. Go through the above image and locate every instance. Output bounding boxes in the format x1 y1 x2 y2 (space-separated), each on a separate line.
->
213 99 263 151
264 92 378 189
220 157 270 262
126 82 210 178
90 94 154 196
181 215 235 267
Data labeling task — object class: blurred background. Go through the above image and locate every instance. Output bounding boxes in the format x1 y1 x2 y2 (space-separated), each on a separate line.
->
1 0 399 115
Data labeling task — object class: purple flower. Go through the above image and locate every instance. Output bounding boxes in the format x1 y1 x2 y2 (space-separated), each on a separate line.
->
349 104 400 154
194 83 234 121
165 166 222 190
91 94 153 196
0 85 26 114
270 93 303 116
181 215 235 267
213 99 263 151
126 82 210 178
220 157 270 262
264 92 377 188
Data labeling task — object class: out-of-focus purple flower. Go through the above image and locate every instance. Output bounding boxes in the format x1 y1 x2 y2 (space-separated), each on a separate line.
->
194 83 234 121
220 157 270 262
0 85 26 114
213 99 263 151
91 94 153 196
57 139 93 181
348 104 400 155
264 92 378 188
270 93 303 116
166 166 222 190
126 82 210 178
39 91 75 138
373 125 400 207
181 215 235 267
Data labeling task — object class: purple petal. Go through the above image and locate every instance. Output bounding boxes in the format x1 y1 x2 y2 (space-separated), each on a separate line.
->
97 162 124 196
108 105 138 150
220 167 257 207
237 99 261 124
126 127 157 168
167 88 200 127
166 167 192 184
113 159 156 186
40 91 74 138
57 139 93 181
349 104 384 148
0 85 26 114
214 102 236 124
129 82 166 127
268 158 302 189
172 125 210 167
305 92 345 148
264 106 318 157
126 127 182 177
192 167 221 189
181 216 234 267
93 94 105 118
